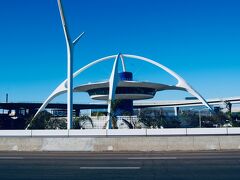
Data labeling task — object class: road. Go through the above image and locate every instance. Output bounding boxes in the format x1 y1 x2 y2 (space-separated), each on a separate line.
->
0 151 240 180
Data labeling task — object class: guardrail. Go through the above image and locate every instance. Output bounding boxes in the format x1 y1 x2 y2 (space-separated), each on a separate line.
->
0 128 240 137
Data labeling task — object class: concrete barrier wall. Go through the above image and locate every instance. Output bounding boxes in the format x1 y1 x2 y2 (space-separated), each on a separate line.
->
0 128 240 137
186 128 228 135
227 128 240 135
0 136 240 152
0 130 32 137
0 128 240 152
107 129 147 136
147 128 187 136
31 130 69 137
69 129 107 136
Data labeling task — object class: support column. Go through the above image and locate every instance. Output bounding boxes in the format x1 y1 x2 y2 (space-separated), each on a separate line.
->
107 54 120 129
67 47 73 129
226 101 232 113
174 107 179 116
75 109 80 117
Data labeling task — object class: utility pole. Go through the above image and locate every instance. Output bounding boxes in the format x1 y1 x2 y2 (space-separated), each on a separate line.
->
6 93 8 103
198 110 201 128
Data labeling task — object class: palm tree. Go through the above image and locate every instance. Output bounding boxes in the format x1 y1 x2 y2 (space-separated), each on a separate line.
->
103 99 122 129
121 119 134 129
73 115 94 129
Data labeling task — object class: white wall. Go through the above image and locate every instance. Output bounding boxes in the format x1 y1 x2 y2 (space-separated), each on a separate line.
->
0 128 240 137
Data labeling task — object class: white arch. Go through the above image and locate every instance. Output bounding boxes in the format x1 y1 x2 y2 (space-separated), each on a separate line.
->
30 55 117 122
122 54 213 111
29 54 213 128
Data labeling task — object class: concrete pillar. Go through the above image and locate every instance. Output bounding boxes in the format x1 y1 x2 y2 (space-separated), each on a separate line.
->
174 107 179 116
228 103 232 113
75 109 80 117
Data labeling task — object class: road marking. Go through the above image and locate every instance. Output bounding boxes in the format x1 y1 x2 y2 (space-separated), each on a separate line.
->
0 157 24 160
80 167 141 170
128 157 177 160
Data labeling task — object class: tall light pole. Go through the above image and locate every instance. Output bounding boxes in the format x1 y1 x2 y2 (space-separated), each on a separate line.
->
197 108 209 128
190 107 210 128
6 93 8 103
198 110 202 128
57 0 84 129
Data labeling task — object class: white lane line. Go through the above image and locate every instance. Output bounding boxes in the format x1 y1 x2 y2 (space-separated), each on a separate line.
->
0 157 24 160
128 157 177 160
80 167 141 170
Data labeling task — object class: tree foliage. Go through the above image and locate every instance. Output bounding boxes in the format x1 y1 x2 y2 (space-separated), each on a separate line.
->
27 111 51 129
178 111 199 128
104 100 122 129
139 109 166 128
73 115 93 129
26 111 67 129
45 118 67 129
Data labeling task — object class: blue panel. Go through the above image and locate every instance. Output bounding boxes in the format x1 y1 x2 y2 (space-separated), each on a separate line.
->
119 72 133 81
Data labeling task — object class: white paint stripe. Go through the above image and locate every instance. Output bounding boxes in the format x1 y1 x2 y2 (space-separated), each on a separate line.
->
0 157 24 160
80 167 141 170
128 157 177 160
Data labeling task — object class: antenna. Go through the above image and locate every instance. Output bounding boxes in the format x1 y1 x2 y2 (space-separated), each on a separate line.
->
57 0 85 129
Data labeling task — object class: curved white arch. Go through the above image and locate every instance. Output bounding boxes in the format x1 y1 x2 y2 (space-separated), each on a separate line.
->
31 55 117 121
30 54 213 128
122 54 213 111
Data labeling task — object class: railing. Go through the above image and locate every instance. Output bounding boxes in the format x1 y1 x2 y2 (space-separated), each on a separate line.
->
0 128 240 137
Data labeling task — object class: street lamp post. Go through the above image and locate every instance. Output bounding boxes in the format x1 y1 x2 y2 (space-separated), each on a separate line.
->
198 110 202 128
57 0 84 129
198 107 210 128
190 107 210 128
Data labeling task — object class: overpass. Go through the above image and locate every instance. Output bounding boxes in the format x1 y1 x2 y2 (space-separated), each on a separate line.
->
0 102 106 117
134 96 240 108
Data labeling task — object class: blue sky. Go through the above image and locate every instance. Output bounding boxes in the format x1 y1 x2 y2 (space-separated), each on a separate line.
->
0 0 240 103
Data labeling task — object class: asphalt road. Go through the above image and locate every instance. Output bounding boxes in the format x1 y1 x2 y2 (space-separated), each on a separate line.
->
0 151 240 180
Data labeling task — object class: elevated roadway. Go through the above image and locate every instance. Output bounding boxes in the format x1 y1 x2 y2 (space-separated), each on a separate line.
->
134 96 240 108
0 97 239 111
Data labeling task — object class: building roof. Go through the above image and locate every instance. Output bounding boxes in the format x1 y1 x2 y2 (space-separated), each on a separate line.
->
73 81 185 92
